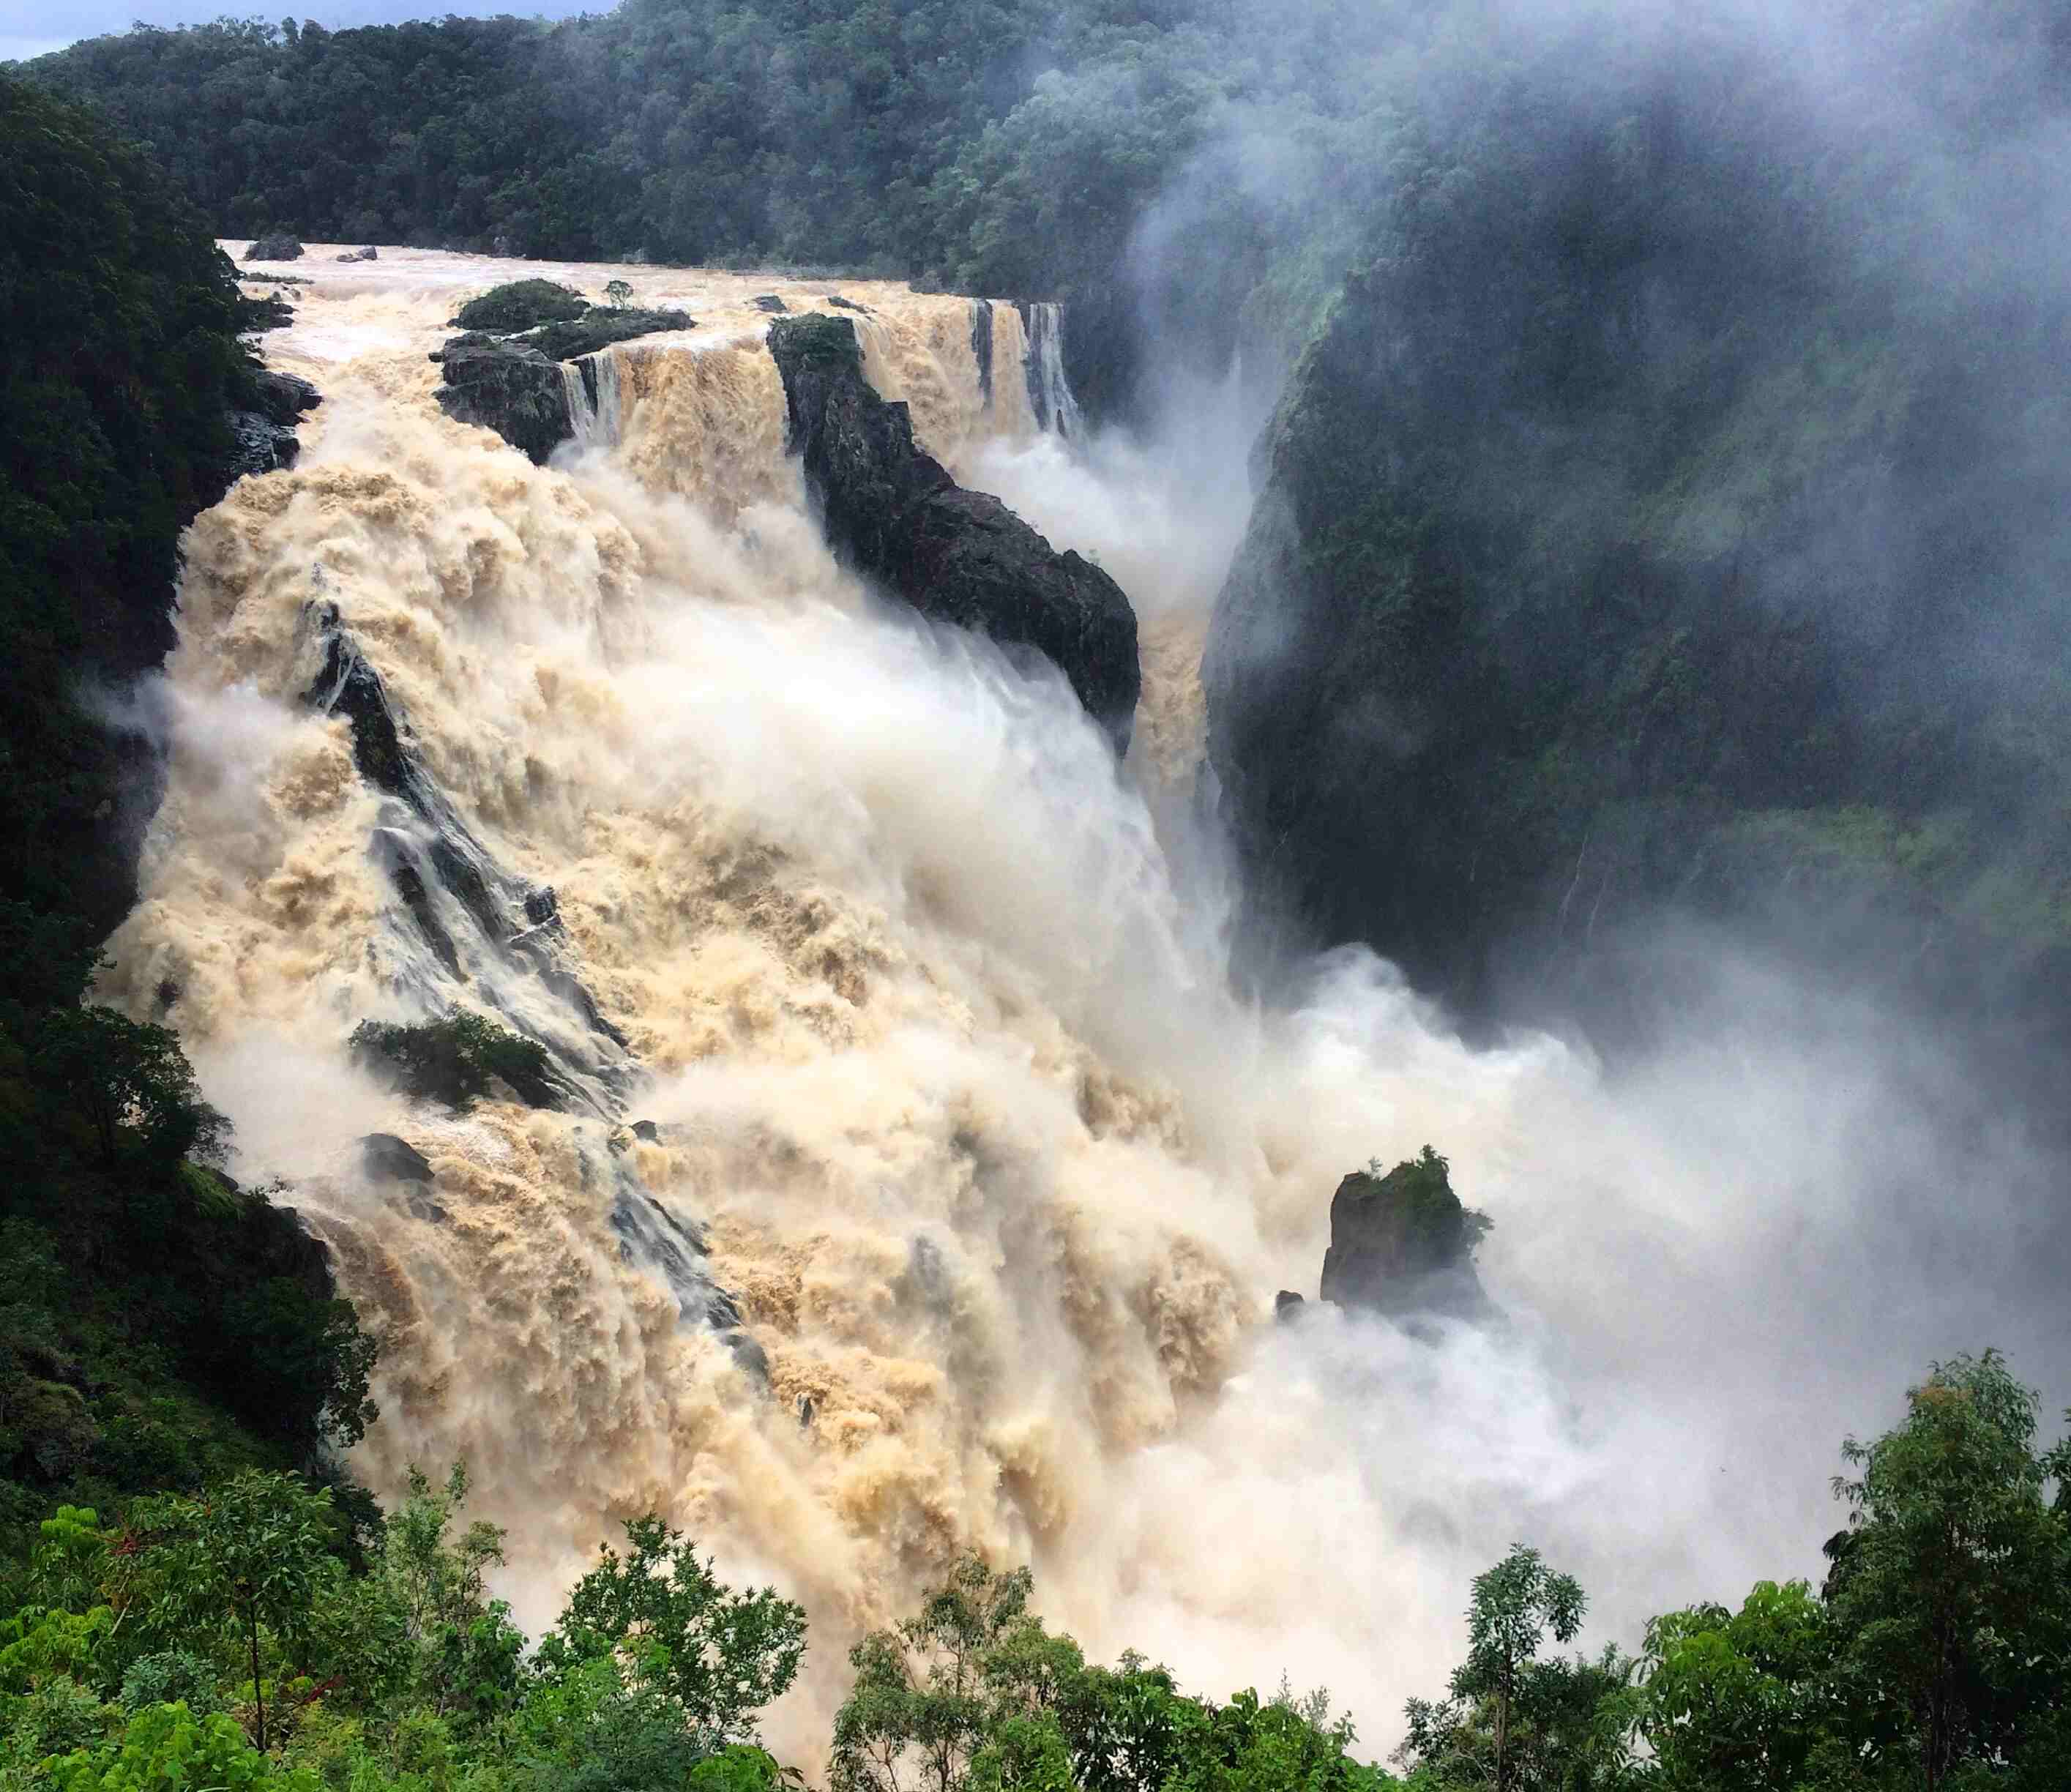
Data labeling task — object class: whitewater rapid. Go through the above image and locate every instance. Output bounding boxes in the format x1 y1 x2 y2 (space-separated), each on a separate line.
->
103 245 2068 1763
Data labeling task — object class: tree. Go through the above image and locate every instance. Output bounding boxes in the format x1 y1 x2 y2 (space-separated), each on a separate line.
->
125 1471 342 1752
832 1556 1388 1792
1638 1581 1832 1792
1824 1351 2071 1791
604 278 634 308
370 1463 525 1724
539 1516 804 1744
830 1553 1035 1792
33 1008 228 1170
1400 1546 1594 1792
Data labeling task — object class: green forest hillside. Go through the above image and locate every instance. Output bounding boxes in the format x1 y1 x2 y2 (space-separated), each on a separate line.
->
1202 0 2071 1056
1 72 374 1552
13 0 1414 413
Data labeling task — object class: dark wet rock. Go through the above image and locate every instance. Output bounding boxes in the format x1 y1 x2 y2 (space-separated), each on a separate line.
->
767 313 1139 751
428 305 684 460
245 231 303 261
1275 1290 1306 1321
753 294 788 313
307 619 417 798
240 291 296 332
335 245 379 263
432 340 572 466
632 1119 660 1143
252 369 321 426
378 848 460 976
407 1191 451 1225
225 363 318 478
361 1132 435 1184
302 604 633 1104
608 1174 761 1386
518 307 690 361
728 1332 772 1381
1319 1147 1493 1324
523 886 559 927
826 294 868 313
226 411 300 478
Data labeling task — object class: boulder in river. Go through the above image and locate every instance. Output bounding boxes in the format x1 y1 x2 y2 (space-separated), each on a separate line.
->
766 312 1140 752
361 1132 435 1184
245 231 303 261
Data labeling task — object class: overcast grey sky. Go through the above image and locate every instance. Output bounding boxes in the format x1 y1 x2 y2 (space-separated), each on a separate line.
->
2 0 597 64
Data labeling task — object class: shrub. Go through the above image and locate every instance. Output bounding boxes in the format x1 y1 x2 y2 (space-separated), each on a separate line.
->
347 1013 556 1110
119 1654 221 1718
450 280 589 332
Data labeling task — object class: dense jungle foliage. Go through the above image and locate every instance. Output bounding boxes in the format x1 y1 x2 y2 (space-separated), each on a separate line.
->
12 0 1419 410
0 73 375 1550
3 1354 2065 1791
0 75 265 939
1201 0 2071 1050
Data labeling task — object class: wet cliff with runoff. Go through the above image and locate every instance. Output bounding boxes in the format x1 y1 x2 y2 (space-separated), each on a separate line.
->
1205 35 2071 1064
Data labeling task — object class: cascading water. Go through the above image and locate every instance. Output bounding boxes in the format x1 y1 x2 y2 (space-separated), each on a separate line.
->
562 350 627 452
1020 302 1083 440
105 245 2068 1764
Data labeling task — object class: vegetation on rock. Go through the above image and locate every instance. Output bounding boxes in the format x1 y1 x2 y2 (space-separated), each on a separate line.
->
450 281 590 333
347 1015 557 1112
1318 1149 1492 1322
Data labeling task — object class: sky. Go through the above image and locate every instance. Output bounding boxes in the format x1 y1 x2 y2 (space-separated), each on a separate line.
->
1 0 596 64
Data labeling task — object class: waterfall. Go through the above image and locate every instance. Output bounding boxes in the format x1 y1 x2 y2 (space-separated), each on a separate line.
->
95 247 1990 1767
1020 301 1084 440
560 348 624 452
559 359 597 449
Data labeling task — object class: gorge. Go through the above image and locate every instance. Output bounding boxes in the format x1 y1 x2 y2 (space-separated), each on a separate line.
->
61 239 2062 1759
7 3 2071 1777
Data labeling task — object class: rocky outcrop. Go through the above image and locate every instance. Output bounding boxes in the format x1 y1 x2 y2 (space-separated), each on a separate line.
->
520 307 689 361
336 246 378 263
432 340 572 464
225 368 321 479
767 313 1140 751
1318 1147 1492 1324
429 299 687 462
245 231 303 261
301 602 632 1105
252 370 321 425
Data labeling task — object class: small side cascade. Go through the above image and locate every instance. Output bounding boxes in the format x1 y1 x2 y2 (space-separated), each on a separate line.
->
1020 301 1084 439
561 348 625 452
559 362 594 449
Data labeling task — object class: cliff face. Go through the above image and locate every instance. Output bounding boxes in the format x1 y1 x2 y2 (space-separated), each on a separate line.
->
769 313 1140 753
1203 51 2071 1044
